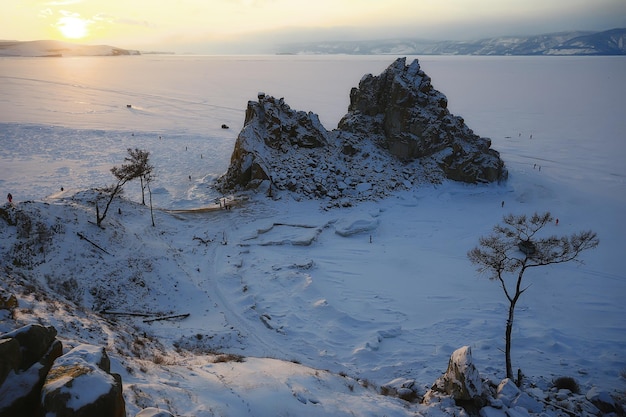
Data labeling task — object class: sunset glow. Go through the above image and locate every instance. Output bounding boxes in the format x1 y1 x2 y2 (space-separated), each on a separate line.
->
56 16 89 39
2 0 625 53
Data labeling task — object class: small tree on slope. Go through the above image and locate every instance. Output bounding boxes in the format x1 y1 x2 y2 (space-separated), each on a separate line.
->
96 148 153 227
467 212 598 383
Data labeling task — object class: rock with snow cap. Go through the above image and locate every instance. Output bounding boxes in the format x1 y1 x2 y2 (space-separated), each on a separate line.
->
496 378 519 407
334 212 379 237
339 57 507 183
432 345 483 401
41 344 125 417
0 324 63 416
586 386 620 414
0 323 58 370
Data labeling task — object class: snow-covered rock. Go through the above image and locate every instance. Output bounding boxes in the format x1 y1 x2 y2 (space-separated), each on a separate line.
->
586 386 619 414
431 346 483 401
334 212 379 236
338 58 506 184
217 58 507 203
41 344 125 417
496 378 520 407
0 324 63 416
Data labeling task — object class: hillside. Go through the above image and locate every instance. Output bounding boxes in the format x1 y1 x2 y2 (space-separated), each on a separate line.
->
277 28 626 56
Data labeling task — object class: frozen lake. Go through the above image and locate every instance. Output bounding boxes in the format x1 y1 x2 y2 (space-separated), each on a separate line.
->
1 55 625 208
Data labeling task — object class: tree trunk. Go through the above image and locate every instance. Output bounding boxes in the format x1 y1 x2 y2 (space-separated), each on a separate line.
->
505 299 515 381
147 180 155 227
140 176 146 205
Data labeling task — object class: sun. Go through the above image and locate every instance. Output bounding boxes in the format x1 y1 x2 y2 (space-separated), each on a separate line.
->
57 16 89 39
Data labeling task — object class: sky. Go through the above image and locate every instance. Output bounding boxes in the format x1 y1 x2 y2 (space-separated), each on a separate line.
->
2 0 626 54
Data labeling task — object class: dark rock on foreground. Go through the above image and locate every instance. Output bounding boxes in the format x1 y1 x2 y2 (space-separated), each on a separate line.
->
217 58 507 202
0 324 125 417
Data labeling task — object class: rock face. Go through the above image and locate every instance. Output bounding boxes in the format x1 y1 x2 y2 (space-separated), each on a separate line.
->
218 58 507 201
339 58 506 183
220 93 330 189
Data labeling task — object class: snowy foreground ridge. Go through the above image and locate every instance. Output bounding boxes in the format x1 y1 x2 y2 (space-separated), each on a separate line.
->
1 56 625 416
2 194 623 417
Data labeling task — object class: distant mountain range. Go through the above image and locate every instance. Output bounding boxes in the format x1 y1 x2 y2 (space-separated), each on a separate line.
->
0 40 140 57
277 28 626 56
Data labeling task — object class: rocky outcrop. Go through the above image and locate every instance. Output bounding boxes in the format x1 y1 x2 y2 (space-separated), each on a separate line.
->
0 324 63 416
0 325 125 417
424 347 625 417
220 93 330 189
430 346 483 402
338 58 505 183
218 58 507 201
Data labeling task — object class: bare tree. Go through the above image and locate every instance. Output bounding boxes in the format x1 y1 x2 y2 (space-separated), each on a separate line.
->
95 148 153 227
467 212 598 383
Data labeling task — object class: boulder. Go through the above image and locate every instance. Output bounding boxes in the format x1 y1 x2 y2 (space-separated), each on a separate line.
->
41 344 125 417
381 378 419 402
496 378 519 407
0 324 58 370
586 386 619 414
0 327 62 417
432 346 483 401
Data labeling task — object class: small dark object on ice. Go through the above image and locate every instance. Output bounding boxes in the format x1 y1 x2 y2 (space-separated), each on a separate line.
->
221 124 229 129
126 104 132 108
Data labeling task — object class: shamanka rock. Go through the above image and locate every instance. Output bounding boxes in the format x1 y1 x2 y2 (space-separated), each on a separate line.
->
217 58 507 202
339 57 506 183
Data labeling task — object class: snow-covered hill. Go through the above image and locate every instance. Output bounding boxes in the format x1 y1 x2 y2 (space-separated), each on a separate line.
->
278 28 626 56
0 40 140 57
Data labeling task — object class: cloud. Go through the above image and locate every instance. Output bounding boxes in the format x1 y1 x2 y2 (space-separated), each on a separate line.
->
37 8 53 17
43 0 82 5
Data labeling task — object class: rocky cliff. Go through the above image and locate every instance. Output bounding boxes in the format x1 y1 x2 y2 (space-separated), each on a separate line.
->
217 58 507 202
